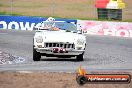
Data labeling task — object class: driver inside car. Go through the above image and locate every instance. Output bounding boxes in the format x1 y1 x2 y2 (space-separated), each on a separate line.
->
41 17 60 31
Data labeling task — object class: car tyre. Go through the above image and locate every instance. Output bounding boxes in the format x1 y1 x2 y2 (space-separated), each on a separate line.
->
33 48 41 61
76 53 84 61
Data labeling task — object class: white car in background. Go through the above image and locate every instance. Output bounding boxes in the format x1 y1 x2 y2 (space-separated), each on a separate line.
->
33 18 86 61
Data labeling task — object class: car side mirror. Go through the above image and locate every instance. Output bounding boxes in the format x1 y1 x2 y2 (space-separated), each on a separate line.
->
77 30 83 34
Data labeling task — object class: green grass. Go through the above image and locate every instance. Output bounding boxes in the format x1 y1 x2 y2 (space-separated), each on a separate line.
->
0 0 131 22
0 0 99 20
1 11 132 22
0 11 22 16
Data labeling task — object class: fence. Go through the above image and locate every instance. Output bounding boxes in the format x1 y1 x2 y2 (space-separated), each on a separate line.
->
0 0 132 21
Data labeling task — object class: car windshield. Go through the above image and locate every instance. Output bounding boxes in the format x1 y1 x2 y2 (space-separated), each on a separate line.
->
41 21 78 33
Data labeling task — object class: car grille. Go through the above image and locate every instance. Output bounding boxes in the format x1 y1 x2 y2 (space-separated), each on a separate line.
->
44 42 75 49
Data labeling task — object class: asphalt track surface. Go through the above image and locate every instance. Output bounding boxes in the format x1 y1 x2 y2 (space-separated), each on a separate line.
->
0 29 132 72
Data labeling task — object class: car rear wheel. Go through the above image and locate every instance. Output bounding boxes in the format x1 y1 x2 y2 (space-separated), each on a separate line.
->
33 48 41 61
76 53 84 61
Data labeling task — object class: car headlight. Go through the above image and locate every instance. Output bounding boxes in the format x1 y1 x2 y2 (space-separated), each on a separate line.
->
77 39 84 45
35 36 43 43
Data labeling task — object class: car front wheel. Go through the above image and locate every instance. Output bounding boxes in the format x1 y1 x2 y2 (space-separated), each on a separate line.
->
33 48 41 61
76 53 84 61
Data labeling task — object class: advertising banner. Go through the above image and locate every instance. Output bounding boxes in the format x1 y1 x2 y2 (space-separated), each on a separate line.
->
1 15 132 38
78 20 132 38
0 16 77 30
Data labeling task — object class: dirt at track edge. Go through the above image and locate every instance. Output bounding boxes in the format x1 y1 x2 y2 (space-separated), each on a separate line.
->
0 71 132 88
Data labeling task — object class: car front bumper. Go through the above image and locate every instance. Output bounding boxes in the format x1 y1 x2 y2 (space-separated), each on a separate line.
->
35 47 85 55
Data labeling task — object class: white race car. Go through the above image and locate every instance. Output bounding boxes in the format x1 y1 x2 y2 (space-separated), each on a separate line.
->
33 18 86 61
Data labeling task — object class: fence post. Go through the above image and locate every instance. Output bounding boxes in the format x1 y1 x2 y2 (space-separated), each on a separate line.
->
11 0 13 15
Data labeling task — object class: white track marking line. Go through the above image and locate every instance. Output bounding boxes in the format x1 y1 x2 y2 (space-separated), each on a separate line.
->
0 33 8 35
18 71 33 73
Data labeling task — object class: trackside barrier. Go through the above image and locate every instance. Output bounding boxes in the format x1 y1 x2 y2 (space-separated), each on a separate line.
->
0 16 77 30
78 20 132 38
0 16 132 38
